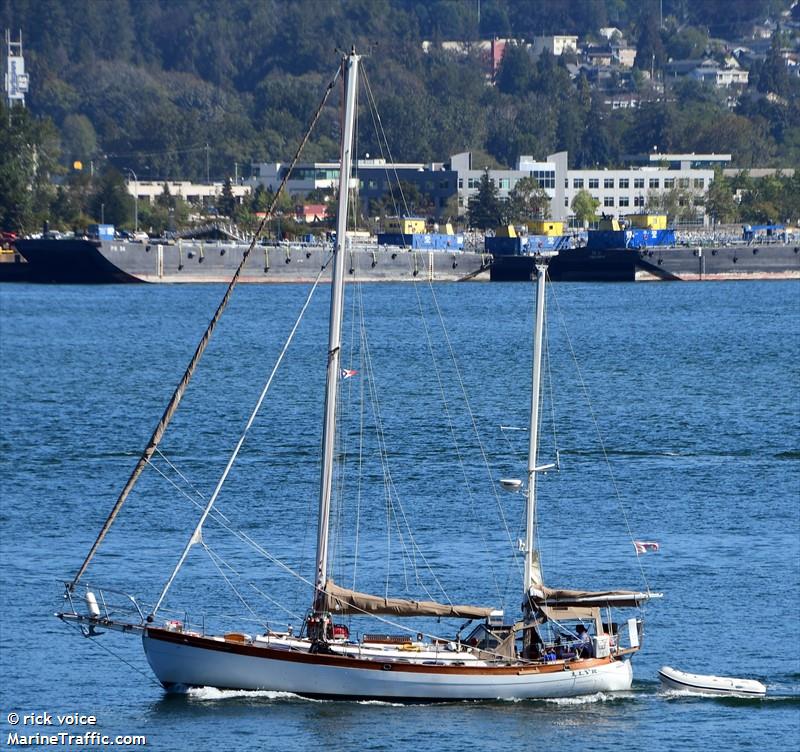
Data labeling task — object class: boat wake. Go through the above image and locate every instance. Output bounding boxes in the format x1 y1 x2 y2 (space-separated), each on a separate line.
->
544 691 639 706
184 686 302 703
658 688 779 703
499 691 634 706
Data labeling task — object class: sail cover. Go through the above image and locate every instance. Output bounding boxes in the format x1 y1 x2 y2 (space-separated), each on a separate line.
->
321 581 494 619
533 586 655 609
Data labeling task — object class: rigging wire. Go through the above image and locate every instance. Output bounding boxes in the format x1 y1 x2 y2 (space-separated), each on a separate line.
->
351 281 449 605
151 259 330 617
361 69 411 237
410 281 505 604
58 619 163 688
202 543 271 631
424 282 522 573
547 279 652 594
70 64 343 591
144 450 312 620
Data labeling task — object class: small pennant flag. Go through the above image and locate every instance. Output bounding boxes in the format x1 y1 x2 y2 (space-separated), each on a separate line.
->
341 368 358 379
634 540 660 554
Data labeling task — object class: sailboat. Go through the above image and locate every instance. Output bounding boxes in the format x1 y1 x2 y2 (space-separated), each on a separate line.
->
58 49 660 701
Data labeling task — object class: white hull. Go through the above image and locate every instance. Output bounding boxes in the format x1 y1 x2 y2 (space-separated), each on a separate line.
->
658 666 766 697
143 629 633 700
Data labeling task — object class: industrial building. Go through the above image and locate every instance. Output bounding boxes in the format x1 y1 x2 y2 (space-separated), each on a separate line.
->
248 152 733 227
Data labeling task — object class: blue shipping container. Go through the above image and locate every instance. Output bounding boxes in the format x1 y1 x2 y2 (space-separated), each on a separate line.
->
88 224 115 240
377 233 464 250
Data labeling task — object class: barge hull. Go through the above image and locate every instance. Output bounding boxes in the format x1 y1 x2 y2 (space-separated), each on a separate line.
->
14 239 491 284
490 245 800 282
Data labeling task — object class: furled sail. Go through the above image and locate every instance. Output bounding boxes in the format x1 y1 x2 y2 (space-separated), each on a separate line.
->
534 586 656 609
321 581 494 619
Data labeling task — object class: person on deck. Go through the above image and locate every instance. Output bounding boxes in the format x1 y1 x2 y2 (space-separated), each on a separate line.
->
574 624 592 658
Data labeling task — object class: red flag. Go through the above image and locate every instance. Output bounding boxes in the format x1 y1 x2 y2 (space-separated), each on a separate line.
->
341 369 358 379
634 540 659 554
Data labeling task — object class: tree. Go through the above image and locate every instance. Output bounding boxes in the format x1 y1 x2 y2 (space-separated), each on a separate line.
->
705 169 738 225
508 177 550 221
61 114 99 165
89 169 133 228
51 169 94 230
647 187 696 223
738 173 786 224
571 190 599 226
634 12 666 74
756 33 792 97
250 184 270 213
467 171 507 230
577 98 620 168
218 177 236 217
495 44 534 96
0 102 60 233
375 180 433 217
156 182 174 209
664 26 708 60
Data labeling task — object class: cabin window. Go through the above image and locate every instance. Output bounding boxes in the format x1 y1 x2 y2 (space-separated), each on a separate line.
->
464 624 510 651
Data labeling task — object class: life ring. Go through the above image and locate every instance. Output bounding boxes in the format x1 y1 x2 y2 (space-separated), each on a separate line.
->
399 643 421 652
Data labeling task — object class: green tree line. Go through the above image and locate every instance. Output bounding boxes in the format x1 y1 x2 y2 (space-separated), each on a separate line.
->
1 0 797 233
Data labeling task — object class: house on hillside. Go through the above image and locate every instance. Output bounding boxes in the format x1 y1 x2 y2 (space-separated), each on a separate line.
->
689 58 749 87
530 35 578 58
584 45 613 66
666 57 749 87
611 42 637 67
421 38 519 80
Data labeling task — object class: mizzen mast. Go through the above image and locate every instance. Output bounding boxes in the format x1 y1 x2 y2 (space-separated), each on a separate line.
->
524 257 552 606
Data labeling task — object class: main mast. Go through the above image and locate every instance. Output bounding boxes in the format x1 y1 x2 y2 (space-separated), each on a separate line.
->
313 49 360 612
524 258 550 606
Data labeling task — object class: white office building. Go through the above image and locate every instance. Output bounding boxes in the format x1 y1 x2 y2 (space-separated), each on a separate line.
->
125 180 250 205
451 151 726 226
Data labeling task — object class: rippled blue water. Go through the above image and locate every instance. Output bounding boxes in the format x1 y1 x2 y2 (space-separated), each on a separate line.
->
1 280 798 751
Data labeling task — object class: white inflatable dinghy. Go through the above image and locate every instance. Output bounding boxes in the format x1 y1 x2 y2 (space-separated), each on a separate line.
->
659 666 766 697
